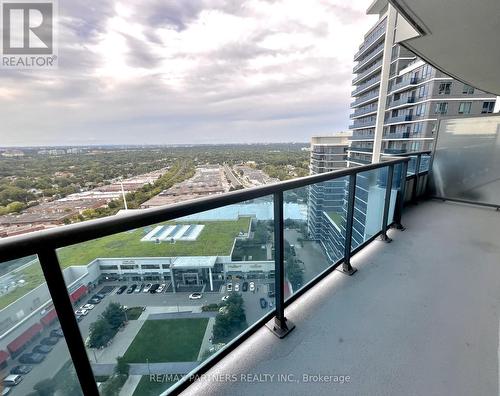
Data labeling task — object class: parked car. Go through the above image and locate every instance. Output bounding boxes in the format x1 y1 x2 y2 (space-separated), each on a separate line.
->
3 375 23 387
126 284 137 294
74 309 88 316
135 283 144 293
226 283 233 292
116 286 127 295
76 315 83 322
242 282 248 292
40 337 60 346
2 387 11 395
88 298 101 304
221 295 229 302
157 284 166 293
19 353 45 364
219 306 228 315
10 365 32 375
249 282 255 292
33 344 53 354
189 292 203 300
94 293 106 299
260 298 267 309
149 283 160 293
50 328 64 338
143 283 152 293
81 304 95 310
234 283 240 292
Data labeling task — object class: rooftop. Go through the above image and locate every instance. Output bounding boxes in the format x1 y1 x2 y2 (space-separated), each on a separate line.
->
180 200 500 395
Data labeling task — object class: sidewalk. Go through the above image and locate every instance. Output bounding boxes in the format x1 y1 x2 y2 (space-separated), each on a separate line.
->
87 320 146 364
119 374 142 396
197 317 216 361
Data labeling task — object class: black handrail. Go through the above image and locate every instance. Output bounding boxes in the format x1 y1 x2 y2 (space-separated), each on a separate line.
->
0 155 411 396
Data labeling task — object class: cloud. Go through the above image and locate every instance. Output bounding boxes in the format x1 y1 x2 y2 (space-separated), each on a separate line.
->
0 0 378 146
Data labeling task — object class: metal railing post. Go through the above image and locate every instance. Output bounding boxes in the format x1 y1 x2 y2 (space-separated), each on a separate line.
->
394 160 409 230
411 154 422 204
380 165 394 242
337 173 358 276
266 191 295 338
37 248 99 395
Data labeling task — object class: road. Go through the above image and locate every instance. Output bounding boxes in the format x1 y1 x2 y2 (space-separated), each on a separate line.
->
5 280 275 395
223 164 245 188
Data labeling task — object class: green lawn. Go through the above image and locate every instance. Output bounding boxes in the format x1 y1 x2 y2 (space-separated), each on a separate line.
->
57 218 251 266
327 212 344 228
0 218 250 310
132 375 178 396
125 307 144 320
123 318 208 363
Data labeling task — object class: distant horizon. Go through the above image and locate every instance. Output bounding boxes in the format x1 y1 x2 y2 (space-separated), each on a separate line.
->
0 141 312 149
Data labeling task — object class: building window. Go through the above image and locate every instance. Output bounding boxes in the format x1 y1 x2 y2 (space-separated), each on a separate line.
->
438 82 451 95
434 102 448 115
462 84 475 94
482 101 495 114
418 84 427 98
458 102 472 114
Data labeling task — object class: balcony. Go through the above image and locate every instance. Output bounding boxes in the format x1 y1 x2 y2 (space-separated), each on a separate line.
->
354 23 386 61
352 75 381 96
350 90 379 108
353 43 385 73
350 105 378 119
390 77 419 93
181 198 500 396
352 60 383 85
0 154 416 396
388 96 416 108
349 118 376 129
385 114 413 124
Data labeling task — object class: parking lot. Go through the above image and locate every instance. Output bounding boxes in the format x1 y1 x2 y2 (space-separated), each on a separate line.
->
3 279 275 395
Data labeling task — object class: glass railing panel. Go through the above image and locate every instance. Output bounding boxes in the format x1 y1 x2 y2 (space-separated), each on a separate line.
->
0 256 83 396
284 177 349 297
56 196 275 395
407 156 417 176
419 154 431 173
351 167 388 251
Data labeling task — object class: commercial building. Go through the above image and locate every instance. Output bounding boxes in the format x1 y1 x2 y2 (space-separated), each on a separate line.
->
348 1 497 165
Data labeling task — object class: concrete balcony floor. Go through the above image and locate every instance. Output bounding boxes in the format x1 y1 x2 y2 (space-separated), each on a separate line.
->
181 200 500 396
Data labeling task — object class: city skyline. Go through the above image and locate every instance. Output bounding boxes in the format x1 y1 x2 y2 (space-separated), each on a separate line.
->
0 0 377 146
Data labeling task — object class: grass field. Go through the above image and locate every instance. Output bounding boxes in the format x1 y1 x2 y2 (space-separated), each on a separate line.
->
132 375 177 396
123 318 208 363
57 218 251 266
0 218 250 310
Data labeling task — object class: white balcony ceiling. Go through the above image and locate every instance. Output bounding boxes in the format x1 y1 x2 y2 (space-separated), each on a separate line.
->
390 0 500 95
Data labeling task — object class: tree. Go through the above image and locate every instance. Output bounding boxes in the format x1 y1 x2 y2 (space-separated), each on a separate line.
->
101 302 126 330
115 356 129 375
286 257 304 291
88 319 114 348
213 293 247 342
33 378 56 396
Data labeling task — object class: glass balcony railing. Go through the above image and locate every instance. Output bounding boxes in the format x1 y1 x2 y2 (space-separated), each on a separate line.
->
352 59 383 85
351 90 380 108
350 118 376 129
352 75 381 96
388 96 416 108
0 156 418 396
385 114 413 124
354 23 386 61
390 77 420 93
353 43 385 73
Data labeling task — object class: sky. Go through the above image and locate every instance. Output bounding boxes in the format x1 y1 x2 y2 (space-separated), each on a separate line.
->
0 0 377 146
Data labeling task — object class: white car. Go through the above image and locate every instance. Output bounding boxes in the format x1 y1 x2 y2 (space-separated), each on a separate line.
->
81 304 95 310
143 283 152 293
221 295 229 302
157 284 166 293
219 306 228 315
74 309 88 316
234 283 240 292
249 282 255 292
189 292 202 300
226 283 233 292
